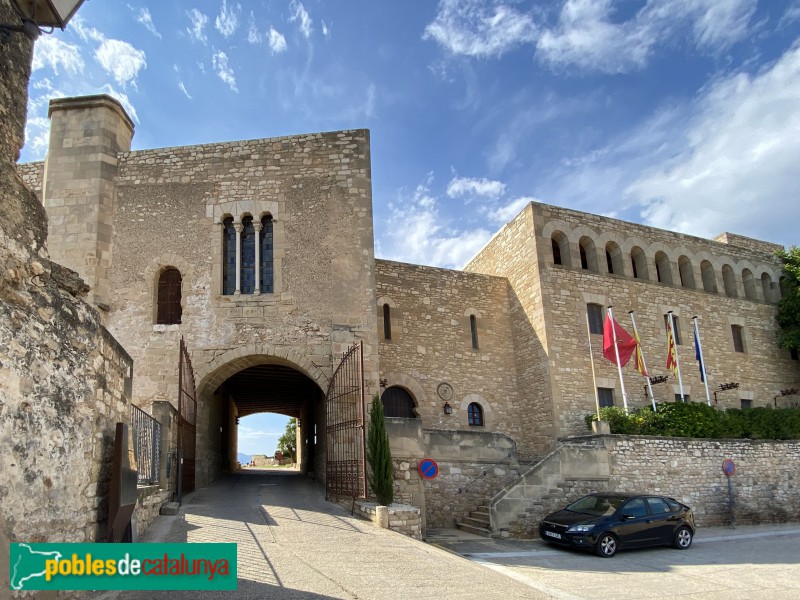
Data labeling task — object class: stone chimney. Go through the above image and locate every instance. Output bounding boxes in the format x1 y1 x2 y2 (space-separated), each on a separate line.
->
43 95 134 307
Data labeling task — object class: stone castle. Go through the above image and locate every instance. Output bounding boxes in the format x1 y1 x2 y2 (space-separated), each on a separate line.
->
17 94 798 492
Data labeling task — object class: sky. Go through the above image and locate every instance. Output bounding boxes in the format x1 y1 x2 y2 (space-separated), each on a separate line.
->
22 1 800 454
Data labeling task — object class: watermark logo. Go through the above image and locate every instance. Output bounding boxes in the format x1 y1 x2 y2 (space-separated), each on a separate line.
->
9 543 237 590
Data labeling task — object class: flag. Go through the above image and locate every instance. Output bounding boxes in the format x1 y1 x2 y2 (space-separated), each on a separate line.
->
694 327 705 383
632 329 649 377
666 321 678 375
603 314 638 367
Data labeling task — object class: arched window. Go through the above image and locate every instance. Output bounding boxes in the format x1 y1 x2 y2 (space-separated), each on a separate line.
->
383 303 392 340
260 215 274 293
157 268 182 324
468 403 484 426
631 246 648 280
761 273 777 304
551 231 569 266
742 269 757 301
240 216 256 294
722 264 737 298
700 260 717 293
579 237 597 272
470 314 479 349
678 256 695 289
222 217 236 295
605 242 623 275
655 251 672 284
381 386 416 418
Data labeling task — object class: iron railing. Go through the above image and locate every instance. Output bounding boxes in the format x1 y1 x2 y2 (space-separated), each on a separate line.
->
131 404 161 485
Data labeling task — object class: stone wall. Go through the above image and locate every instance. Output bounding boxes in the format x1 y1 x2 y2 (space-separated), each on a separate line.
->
498 435 800 538
135 485 172 534
375 260 535 455
353 501 422 540
386 419 520 530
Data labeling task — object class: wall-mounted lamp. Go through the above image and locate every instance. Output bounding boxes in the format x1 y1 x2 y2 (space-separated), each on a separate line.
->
443 402 452 415
1 0 86 42
235 417 240 425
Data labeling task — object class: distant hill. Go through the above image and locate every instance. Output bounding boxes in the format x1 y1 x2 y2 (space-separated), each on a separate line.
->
237 453 253 464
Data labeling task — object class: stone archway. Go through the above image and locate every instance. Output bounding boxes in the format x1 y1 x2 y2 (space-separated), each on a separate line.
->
193 351 329 488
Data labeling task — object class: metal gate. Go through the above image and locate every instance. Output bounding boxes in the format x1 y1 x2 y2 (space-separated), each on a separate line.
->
178 337 197 498
325 341 367 501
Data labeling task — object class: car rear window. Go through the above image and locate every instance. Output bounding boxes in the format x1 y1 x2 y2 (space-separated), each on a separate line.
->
665 499 683 512
646 497 671 513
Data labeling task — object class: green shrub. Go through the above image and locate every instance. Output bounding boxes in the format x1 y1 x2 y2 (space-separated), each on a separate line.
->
367 394 394 506
585 402 800 440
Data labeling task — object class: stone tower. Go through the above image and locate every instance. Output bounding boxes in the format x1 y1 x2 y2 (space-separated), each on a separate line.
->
44 95 134 307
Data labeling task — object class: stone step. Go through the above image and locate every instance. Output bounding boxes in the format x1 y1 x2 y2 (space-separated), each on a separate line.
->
455 521 492 538
160 502 180 516
477 505 490 513
461 516 489 528
469 510 490 521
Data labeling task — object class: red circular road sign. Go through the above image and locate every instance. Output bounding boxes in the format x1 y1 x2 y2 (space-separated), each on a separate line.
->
722 459 735 476
418 458 439 480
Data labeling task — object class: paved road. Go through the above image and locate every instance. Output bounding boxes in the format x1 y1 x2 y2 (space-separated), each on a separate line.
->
427 523 800 600
94 468 547 600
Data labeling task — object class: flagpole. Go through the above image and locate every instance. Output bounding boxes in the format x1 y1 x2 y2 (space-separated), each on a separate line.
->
668 311 685 402
630 310 656 411
607 306 630 414
693 316 712 406
586 311 601 421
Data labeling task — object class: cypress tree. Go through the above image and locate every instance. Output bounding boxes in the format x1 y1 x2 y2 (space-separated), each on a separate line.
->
367 394 394 506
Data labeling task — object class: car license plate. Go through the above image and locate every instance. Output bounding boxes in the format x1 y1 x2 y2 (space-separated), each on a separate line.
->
544 531 562 539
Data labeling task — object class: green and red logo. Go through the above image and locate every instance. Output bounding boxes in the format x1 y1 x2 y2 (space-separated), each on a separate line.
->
9 543 237 590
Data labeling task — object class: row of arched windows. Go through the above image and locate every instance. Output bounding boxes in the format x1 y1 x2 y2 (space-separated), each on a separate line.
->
223 214 274 295
552 234 781 303
380 386 484 425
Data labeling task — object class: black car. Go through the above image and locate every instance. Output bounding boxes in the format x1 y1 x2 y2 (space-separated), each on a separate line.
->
539 493 695 557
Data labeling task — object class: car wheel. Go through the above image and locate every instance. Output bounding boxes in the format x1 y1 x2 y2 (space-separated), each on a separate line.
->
672 526 693 549
595 533 618 557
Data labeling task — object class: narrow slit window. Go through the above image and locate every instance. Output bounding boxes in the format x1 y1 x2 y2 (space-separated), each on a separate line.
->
470 314 479 350
587 303 603 335
383 304 392 340
732 325 745 353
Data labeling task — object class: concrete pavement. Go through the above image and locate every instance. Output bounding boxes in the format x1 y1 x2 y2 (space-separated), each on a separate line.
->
93 468 549 599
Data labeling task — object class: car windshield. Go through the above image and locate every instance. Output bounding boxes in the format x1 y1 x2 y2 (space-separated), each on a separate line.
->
566 494 626 516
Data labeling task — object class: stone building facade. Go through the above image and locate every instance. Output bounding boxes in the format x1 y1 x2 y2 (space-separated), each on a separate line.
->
16 93 800 531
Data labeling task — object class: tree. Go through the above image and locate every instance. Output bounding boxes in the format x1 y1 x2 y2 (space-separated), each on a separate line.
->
776 246 800 352
367 395 394 506
277 418 297 463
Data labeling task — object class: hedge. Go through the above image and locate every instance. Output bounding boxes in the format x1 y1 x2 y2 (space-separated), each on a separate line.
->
585 403 800 440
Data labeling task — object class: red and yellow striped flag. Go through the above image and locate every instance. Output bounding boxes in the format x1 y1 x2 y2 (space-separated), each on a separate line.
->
666 322 678 375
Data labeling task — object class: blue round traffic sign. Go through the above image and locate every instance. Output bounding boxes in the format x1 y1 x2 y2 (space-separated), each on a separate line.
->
418 458 439 480
722 459 735 477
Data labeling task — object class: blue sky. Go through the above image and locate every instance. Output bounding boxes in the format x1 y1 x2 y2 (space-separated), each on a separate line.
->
23 1 800 453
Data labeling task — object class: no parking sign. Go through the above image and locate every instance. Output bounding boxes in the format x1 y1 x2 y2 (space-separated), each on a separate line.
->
418 458 439 480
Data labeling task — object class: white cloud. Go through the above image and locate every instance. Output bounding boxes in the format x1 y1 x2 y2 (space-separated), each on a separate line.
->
779 1 800 29
95 39 146 87
32 37 84 75
626 42 800 245
24 116 51 158
424 0 757 73
187 8 209 43
447 176 506 199
268 27 287 54
247 12 262 44
215 0 241 38
99 84 139 123
134 7 161 38
289 0 313 39
70 14 104 43
423 0 538 58
486 196 535 224
322 20 330 38
378 175 493 269
178 81 192 99
212 50 238 92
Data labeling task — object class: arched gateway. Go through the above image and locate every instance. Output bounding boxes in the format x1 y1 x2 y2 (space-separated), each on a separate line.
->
187 342 367 498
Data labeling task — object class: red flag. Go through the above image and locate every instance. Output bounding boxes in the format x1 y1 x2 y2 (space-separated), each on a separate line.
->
603 314 638 367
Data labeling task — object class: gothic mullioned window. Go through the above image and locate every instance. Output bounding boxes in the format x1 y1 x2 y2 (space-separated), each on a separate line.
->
222 213 275 296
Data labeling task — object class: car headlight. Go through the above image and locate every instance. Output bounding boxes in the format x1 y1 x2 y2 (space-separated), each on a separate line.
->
566 524 595 533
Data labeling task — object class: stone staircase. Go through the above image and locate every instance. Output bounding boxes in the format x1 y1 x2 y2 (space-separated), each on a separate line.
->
454 503 492 537
455 438 612 539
